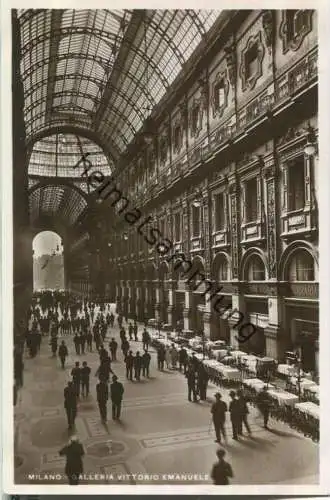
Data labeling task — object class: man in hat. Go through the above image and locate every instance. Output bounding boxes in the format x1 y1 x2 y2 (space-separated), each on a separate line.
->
211 393 227 443
229 390 240 440
210 448 233 485
59 435 85 485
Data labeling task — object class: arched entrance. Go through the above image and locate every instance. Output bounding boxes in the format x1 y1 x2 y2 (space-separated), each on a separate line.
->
32 231 64 291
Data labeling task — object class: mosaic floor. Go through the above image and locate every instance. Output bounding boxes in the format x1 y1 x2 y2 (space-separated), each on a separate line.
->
14 313 319 485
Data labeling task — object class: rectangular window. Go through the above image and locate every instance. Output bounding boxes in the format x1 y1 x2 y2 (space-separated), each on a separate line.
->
174 212 181 242
245 44 259 79
214 81 225 110
286 10 306 42
192 205 200 237
245 178 258 222
288 157 305 211
214 193 225 231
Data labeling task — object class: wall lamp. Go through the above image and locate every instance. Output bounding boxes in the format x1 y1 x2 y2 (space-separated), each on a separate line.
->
304 124 318 157
192 190 203 207
123 233 129 241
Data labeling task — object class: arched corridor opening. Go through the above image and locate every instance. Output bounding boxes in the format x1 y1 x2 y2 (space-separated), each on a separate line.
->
33 231 64 291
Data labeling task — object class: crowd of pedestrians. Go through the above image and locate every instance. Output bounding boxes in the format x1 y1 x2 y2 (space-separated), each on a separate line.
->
15 290 277 486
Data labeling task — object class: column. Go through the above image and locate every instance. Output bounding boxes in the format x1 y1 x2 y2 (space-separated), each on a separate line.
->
155 284 161 322
203 292 212 338
167 286 174 326
183 290 193 333
144 281 149 318
136 283 141 320
264 295 283 359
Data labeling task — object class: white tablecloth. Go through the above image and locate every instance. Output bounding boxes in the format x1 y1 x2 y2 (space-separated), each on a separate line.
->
295 402 320 419
267 389 299 406
290 377 316 391
306 385 319 395
231 350 247 359
219 367 241 380
277 364 296 376
215 349 228 360
243 378 275 392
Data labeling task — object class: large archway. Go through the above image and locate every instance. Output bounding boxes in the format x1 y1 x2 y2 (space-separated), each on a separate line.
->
32 231 64 291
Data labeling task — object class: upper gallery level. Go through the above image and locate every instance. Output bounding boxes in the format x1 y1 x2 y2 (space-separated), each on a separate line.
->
116 10 317 203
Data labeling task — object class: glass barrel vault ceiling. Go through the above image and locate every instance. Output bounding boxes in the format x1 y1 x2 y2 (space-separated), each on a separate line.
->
18 9 221 156
28 133 113 178
29 183 88 226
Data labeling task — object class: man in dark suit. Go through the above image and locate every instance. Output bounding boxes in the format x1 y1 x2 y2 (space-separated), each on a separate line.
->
142 349 151 377
125 350 134 381
71 362 81 398
59 435 84 485
96 378 108 423
110 375 124 420
64 381 77 430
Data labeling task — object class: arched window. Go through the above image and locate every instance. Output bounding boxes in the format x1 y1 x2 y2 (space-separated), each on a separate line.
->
245 254 265 281
218 256 229 281
288 250 315 281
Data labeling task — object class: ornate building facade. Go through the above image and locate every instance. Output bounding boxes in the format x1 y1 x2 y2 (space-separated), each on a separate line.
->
102 10 318 371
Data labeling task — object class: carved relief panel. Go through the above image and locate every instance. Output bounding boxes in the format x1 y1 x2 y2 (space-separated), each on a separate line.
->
264 165 277 279
229 181 240 279
189 97 204 139
172 103 187 157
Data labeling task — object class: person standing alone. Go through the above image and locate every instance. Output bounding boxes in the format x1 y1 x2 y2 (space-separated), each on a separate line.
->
80 361 91 398
110 375 124 420
71 362 81 399
58 340 68 369
211 393 227 444
59 435 84 485
229 391 240 440
211 448 233 485
96 378 108 423
64 381 77 430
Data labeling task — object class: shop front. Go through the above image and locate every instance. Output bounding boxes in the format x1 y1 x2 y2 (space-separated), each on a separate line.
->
210 294 232 342
173 291 185 330
243 297 269 356
285 300 319 375
191 292 205 333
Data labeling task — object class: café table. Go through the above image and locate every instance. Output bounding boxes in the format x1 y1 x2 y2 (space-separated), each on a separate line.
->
267 389 299 406
243 378 275 392
277 364 296 376
295 401 320 420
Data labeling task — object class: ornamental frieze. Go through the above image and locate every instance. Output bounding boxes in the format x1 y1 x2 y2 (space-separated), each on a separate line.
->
288 282 318 299
243 282 277 296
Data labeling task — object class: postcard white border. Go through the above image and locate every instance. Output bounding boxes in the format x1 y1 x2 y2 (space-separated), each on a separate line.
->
1 0 330 495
